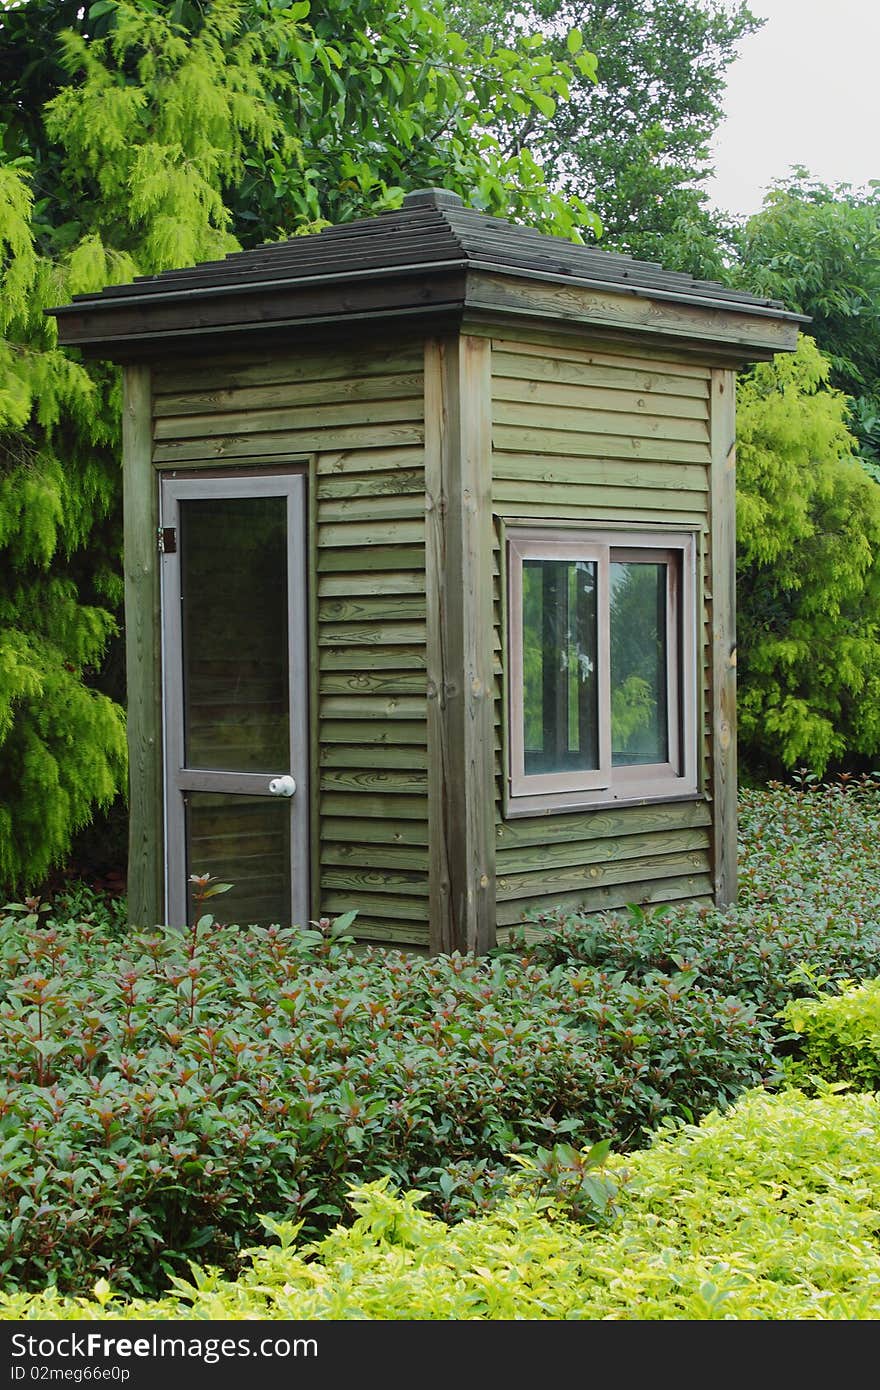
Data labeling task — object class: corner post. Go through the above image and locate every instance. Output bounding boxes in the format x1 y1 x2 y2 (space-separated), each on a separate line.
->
122 364 163 926
709 367 738 906
425 335 496 954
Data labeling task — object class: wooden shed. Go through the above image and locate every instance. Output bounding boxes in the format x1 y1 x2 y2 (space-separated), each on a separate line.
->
50 188 804 954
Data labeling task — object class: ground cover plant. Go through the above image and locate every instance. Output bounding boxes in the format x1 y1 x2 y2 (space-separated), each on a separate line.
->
3 774 880 1305
503 775 880 1029
5 1086 880 1320
0 893 771 1298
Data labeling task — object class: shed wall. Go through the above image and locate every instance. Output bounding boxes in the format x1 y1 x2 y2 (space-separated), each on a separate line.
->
151 344 430 946
489 335 717 940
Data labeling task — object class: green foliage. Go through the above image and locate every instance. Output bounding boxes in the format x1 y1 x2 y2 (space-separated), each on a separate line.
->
6 1087 880 1320
3 781 880 1311
503 776 880 1025
0 0 600 893
0 890 773 1296
452 0 758 266
733 334 880 775
736 175 880 468
781 978 880 1092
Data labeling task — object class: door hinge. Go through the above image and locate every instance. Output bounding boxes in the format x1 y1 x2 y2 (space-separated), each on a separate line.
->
157 526 177 554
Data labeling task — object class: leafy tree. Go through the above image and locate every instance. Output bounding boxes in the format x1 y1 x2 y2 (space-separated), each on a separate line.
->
736 175 880 470
452 0 758 268
0 0 598 892
735 334 880 778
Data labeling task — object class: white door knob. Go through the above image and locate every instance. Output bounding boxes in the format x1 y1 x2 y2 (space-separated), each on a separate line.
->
268 774 296 797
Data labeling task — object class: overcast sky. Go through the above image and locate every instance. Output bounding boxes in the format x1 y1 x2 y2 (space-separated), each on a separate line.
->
701 0 880 219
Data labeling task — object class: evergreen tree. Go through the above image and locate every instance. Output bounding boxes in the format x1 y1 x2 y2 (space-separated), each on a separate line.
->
735 335 880 778
0 0 597 893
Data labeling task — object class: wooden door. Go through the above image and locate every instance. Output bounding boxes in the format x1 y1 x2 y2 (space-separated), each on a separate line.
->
159 471 309 929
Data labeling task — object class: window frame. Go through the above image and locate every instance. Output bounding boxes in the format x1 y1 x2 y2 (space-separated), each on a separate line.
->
505 525 699 817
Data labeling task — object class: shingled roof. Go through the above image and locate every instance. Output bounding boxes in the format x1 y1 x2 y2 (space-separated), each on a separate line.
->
50 187 807 359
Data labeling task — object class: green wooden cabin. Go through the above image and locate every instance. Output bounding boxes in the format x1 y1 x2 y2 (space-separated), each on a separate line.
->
51 189 804 954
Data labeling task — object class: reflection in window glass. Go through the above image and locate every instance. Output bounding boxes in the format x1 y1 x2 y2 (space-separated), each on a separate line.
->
181 496 289 772
186 792 291 928
522 558 598 774
610 561 668 765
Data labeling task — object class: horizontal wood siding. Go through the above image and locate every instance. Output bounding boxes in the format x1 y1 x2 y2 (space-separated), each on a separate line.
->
491 336 715 935
153 345 430 948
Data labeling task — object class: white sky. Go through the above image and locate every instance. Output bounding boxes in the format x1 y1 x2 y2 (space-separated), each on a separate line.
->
702 0 880 219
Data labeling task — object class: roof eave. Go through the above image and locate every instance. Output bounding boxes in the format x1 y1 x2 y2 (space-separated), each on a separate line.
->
49 261 805 366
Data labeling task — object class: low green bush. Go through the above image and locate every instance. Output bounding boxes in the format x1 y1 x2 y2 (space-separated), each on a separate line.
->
5 1087 880 1320
781 978 880 1090
501 777 880 1025
0 895 775 1298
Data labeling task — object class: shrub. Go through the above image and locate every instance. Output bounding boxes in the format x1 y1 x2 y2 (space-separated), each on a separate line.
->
500 776 880 1025
5 1087 880 1320
781 978 880 1090
0 895 775 1298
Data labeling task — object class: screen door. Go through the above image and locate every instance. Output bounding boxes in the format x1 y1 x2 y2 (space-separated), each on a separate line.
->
159 472 308 929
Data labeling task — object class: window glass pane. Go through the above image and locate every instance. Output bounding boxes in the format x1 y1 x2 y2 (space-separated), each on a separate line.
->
186 792 291 928
610 561 668 766
522 558 598 774
180 496 289 772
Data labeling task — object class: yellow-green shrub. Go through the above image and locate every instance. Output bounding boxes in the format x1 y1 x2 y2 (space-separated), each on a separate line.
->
5 1087 880 1320
782 977 880 1090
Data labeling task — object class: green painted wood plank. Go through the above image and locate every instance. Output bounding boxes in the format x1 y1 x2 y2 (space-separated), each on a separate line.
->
307 453 321 923
320 745 428 769
323 834 430 867
319 720 427 746
497 848 712 902
320 890 430 921
320 645 426 670
317 545 425 573
491 481 707 513
317 494 425 523
473 275 796 356
490 336 711 382
710 367 738 907
320 768 428 794
491 347 710 398
154 371 424 418
338 919 430 946
318 573 425 599
317 470 424 499
316 446 424 476
424 335 495 956
319 669 427 694
495 872 715 927
496 826 710 876
318 621 426 647
493 397 709 444
494 798 712 845
321 867 430 896
489 500 705 525
493 376 709 422
122 364 163 929
491 453 708 492
496 893 715 941
319 900 428 934
321 816 430 846
153 346 424 394
153 422 424 463
319 694 427 719
318 519 424 548
492 424 711 464
318 597 426 626
319 792 428 819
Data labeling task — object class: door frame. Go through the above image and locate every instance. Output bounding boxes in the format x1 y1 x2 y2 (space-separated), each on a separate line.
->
158 468 309 928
